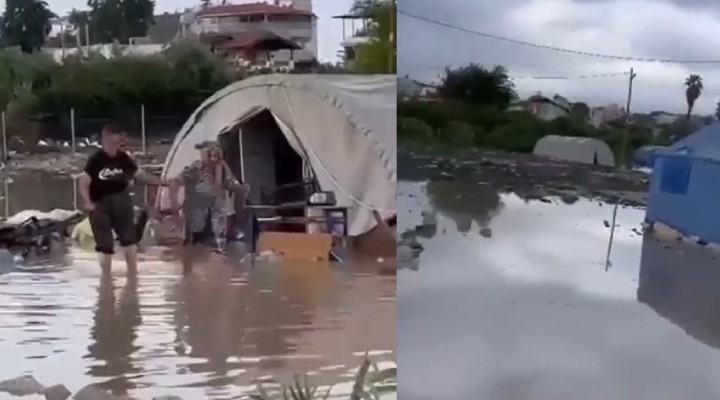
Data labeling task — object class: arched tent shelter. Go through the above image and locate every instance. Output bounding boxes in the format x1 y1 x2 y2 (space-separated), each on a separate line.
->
634 145 667 167
646 123 720 243
157 74 396 237
533 135 615 166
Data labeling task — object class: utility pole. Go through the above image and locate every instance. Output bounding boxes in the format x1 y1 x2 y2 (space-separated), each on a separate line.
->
388 0 395 74
620 67 637 169
60 24 66 59
85 23 90 57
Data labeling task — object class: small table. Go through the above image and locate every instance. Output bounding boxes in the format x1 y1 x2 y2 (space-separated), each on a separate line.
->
245 203 349 255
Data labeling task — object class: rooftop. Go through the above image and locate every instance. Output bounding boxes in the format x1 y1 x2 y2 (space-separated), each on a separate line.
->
195 2 312 17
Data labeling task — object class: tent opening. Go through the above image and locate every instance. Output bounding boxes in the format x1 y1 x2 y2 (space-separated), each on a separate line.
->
220 109 315 232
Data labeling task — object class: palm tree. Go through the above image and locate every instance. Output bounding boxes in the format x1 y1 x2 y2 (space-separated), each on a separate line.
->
685 74 703 121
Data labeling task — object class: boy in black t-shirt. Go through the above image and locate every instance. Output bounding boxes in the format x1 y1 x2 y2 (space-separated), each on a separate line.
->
78 124 170 270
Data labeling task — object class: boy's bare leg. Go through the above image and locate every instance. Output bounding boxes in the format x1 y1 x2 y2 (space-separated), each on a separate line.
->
98 253 112 270
124 244 138 272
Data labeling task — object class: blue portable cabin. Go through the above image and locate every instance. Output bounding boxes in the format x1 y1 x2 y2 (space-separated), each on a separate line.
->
634 145 667 168
646 123 720 243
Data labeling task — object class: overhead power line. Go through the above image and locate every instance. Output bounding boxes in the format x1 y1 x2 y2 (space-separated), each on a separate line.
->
400 61 631 80
397 9 720 64
513 71 630 80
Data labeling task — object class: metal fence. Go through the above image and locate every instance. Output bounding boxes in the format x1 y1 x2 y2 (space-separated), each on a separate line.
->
0 106 186 160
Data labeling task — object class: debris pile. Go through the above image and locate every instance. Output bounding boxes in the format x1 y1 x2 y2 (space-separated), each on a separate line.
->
399 144 650 207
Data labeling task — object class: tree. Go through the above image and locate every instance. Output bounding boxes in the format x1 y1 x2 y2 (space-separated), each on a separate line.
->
350 0 382 14
87 0 154 44
352 0 395 74
87 0 123 43
437 64 517 108
1 0 54 53
122 0 154 39
684 74 703 121
715 99 720 120
68 9 90 45
570 102 590 122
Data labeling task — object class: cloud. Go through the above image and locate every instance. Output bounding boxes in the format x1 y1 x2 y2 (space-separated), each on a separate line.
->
398 0 720 114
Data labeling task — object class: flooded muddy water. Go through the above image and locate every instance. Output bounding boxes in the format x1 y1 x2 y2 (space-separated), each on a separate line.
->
398 181 720 400
0 174 396 399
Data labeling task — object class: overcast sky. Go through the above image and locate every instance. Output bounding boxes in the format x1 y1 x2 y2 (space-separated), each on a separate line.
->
3 0 350 62
398 0 720 114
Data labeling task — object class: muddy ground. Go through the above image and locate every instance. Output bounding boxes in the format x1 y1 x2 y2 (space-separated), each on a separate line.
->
0 144 171 176
398 143 651 207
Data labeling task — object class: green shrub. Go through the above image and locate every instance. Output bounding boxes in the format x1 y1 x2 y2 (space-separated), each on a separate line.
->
473 124 487 146
486 119 543 153
398 96 659 156
438 120 475 145
398 117 433 139
0 41 235 120
398 99 468 130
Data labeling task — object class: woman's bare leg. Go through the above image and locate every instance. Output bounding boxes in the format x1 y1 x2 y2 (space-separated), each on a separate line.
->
210 205 227 254
181 244 194 275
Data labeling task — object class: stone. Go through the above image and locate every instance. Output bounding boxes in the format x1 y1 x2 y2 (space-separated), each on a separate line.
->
397 244 413 262
44 384 72 400
420 210 437 227
0 375 45 396
73 384 115 400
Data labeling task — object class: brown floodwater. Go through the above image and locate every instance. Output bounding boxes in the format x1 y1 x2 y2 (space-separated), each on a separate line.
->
398 181 720 400
0 173 396 399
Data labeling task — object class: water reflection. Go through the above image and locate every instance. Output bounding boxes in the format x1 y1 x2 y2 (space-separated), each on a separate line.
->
0 173 75 215
0 171 154 215
0 171 395 398
425 181 502 235
399 180 720 400
86 269 141 395
638 235 720 351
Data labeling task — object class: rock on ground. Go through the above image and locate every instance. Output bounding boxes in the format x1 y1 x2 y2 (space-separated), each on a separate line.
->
0 375 45 396
44 384 72 400
73 384 138 400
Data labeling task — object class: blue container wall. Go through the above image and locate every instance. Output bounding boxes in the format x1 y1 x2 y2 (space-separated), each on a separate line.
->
647 155 720 243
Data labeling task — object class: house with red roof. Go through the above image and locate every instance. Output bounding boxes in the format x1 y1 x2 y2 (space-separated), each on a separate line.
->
185 0 317 66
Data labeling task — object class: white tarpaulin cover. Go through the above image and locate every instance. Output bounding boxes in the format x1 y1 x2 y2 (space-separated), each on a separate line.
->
158 74 397 236
533 135 615 166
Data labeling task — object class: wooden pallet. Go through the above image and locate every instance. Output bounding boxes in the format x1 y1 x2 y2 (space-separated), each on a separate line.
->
257 231 333 262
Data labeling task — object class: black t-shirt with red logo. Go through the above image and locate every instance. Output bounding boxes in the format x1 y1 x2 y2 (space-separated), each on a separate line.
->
84 149 138 202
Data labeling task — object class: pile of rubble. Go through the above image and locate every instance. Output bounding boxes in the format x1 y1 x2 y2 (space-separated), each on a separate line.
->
0 375 183 399
0 151 162 176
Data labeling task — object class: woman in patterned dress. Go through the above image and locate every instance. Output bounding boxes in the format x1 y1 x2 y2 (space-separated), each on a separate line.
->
168 141 245 260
